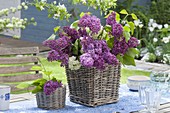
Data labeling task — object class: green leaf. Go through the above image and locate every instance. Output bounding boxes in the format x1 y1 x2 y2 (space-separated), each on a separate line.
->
80 12 91 18
123 54 136 66
31 66 42 71
32 86 42 94
44 71 52 76
104 25 112 32
47 34 56 40
107 37 114 49
105 10 112 18
120 9 128 15
115 12 120 23
123 31 131 42
128 22 135 35
131 13 138 20
54 26 60 33
70 20 79 29
126 48 139 58
16 82 31 89
32 78 46 86
116 54 123 64
72 39 79 55
123 26 130 32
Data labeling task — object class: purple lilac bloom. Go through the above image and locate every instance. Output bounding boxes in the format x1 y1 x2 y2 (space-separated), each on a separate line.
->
43 40 57 50
55 36 71 50
112 23 123 39
78 28 88 37
78 14 101 34
80 53 94 67
93 57 105 70
103 52 119 65
80 36 94 52
128 37 139 48
106 11 116 26
60 53 69 66
47 50 69 66
63 26 80 42
47 50 60 61
44 80 62 95
112 37 129 56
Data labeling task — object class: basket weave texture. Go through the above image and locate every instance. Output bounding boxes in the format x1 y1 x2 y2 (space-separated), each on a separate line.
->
36 86 66 110
66 64 121 107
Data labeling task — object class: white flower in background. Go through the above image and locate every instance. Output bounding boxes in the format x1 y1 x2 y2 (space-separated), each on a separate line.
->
157 25 162 29
68 56 81 70
148 19 154 27
125 24 130 27
138 40 141 44
162 37 170 43
21 2 26 6
17 5 22 10
40 6 45 10
149 19 154 23
41 0 47 2
163 54 170 64
164 24 169 28
153 38 158 42
134 19 142 26
134 19 143 28
152 23 158 28
139 24 143 28
6 23 13 28
149 27 154 32
24 6 28 10
53 1 57 4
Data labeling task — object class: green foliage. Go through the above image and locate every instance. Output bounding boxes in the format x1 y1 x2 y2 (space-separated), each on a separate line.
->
17 63 62 94
0 2 36 36
28 0 71 21
150 0 170 24
71 0 117 14
117 48 139 66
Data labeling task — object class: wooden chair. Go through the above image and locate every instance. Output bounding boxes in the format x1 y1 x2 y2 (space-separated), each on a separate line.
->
0 47 42 92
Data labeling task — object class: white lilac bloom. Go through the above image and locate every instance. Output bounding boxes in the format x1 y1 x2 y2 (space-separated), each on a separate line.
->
153 38 158 42
157 25 162 29
164 24 169 28
68 56 81 70
149 27 154 32
162 37 170 43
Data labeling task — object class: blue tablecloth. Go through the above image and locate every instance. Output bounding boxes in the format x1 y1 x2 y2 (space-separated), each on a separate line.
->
2 84 170 113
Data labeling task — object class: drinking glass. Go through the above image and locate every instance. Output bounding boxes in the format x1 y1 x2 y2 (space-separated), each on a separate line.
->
138 82 151 105
145 87 161 113
150 71 170 95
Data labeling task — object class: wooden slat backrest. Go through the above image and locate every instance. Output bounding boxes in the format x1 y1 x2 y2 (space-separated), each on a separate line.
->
0 47 42 92
0 47 39 55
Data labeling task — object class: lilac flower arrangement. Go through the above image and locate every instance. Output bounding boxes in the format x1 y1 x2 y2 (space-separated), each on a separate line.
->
17 65 63 95
43 10 139 70
43 80 62 95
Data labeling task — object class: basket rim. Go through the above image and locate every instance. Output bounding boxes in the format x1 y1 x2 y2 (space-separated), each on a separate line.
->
36 85 66 95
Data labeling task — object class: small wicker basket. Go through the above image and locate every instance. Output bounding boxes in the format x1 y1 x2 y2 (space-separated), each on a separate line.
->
36 85 66 110
65 64 121 107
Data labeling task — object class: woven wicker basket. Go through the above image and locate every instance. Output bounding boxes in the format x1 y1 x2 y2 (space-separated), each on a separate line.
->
36 86 66 110
65 64 121 107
